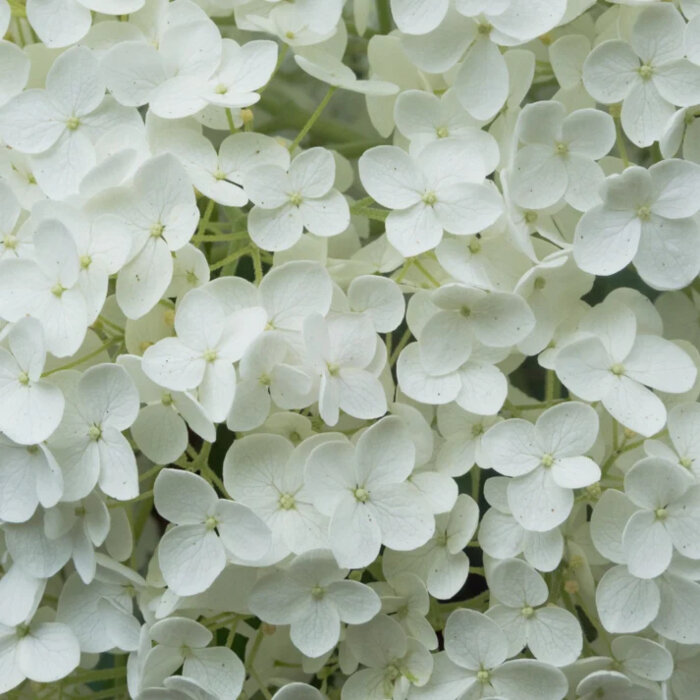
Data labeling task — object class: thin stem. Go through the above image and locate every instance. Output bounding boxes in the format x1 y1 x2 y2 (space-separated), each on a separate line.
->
412 258 440 287
377 0 392 34
288 85 337 152
110 489 153 508
96 315 125 335
248 665 273 700
139 464 164 483
350 205 388 221
209 246 251 272
225 108 237 133
42 338 121 376
197 199 216 239
471 467 481 503
389 328 412 366
251 244 263 284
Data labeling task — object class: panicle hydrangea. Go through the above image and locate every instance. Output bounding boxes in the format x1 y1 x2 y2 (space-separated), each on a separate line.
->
1 1 700 699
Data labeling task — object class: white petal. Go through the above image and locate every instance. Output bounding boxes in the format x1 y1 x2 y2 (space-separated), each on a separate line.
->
329 499 382 569
511 145 568 210
624 335 697 393
508 468 574 532
582 40 639 104
454 38 509 121
535 401 599 457
17 622 79 682
154 468 216 524
621 81 675 148
157 525 225 596
142 338 205 392
444 609 507 671
603 377 667 437
574 206 641 276
528 607 582 667
248 204 303 252
597 568 660 639
386 203 443 256
358 146 423 209
455 361 507 415
25 0 91 48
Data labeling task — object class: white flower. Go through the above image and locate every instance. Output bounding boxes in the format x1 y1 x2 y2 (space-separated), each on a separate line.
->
145 617 245 698
304 416 434 568
142 286 266 423
302 312 387 426
411 609 568 700
358 140 503 256
0 219 89 357
620 457 700 579
248 549 381 658
481 401 600 531
382 494 479 600
118 354 215 466
510 101 615 211
478 476 564 572
344 614 433 699
573 160 700 290
582 4 700 146
105 154 199 320
244 147 350 251
0 616 80 693
0 46 137 198
153 468 271 595
555 300 697 436
0 436 63 523
0 317 64 444
486 558 583 666
49 363 140 501
149 39 278 119
223 433 329 561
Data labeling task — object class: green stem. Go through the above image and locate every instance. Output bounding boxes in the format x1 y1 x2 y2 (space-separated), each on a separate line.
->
110 489 153 508
225 108 237 133
197 199 216 239
377 0 392 33
96 315 125 335
251 245 263 284
209 246 251 272
288 85 337 152
350 205 388 221
544 370 559 404
42 338 121 376
412 258 440 287
471 467 481 503
613 115 630 168
389 328 412 366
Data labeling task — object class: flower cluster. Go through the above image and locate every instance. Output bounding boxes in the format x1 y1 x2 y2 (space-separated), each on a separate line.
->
1 1 700 699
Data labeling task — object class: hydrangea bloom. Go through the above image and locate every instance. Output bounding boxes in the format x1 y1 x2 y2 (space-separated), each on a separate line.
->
1 3 700 698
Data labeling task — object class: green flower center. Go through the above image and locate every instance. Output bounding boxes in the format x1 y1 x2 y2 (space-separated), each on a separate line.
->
289 192 303 206
66 116 80 130
521 605 535 618
88 424 102 441
278 492 296 510
205 515 218 531
636 205 652 221
610 363 625 376
422 191 438 206
150 222 165 238
654 507 668 521
541 453 554 468
353 486 370 503
638 64 654 80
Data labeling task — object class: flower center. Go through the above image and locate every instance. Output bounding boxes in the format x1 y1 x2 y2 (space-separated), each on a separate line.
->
636 205 652 221
203 349 218 363
51 283 66 297
654 507 668 521
88 424 102 441
3 234 17 250
541 453 554 468
477 21 492 36
289 192 303 206
436 126 449 138
521 605 535 618
554 141 569 156
79 254 92 269
680 456 693 469
422 191 437 206
524 210 538 224
205 515 218 531
468 238 481 254
161 392 173 406
385 664 401 681
214 169 226 181
610 363 625 376
353 486 370 503
150 222 165 238
278 492 296 510
534 276 546 290
638 64 654 80
326 362 340 377
214 83 228 95
311 585 325 600
18 371 30 386
259 372 272 386
476 668 491 684
460 306 471 318
66 116 81 130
